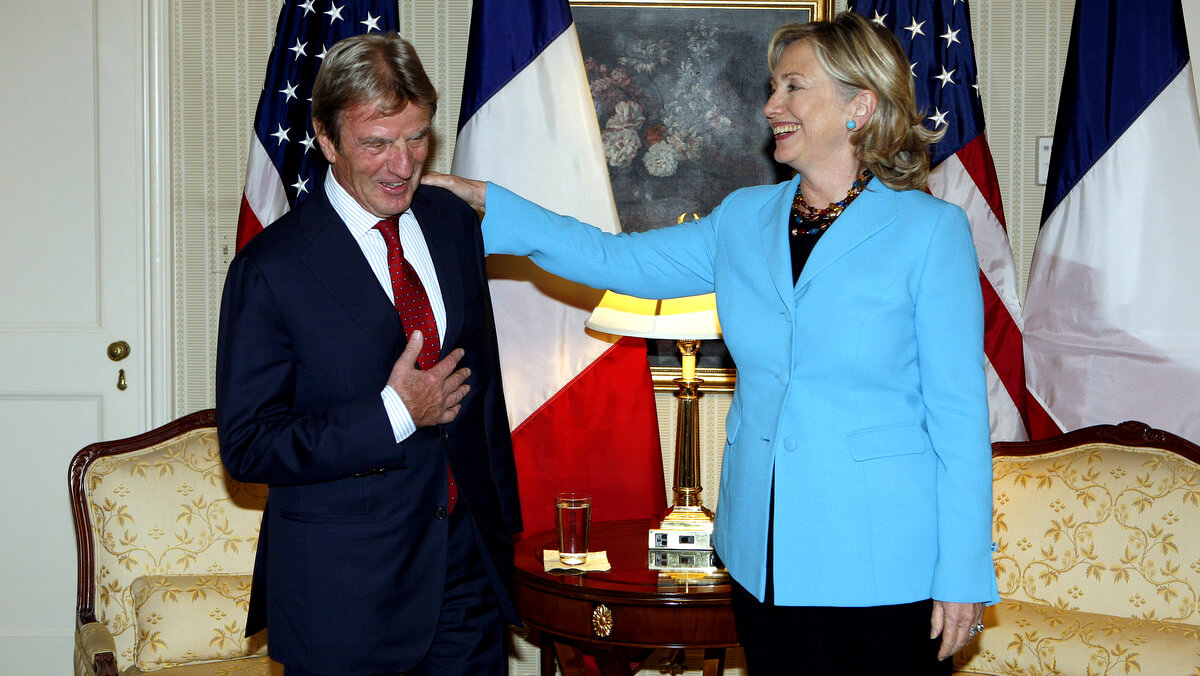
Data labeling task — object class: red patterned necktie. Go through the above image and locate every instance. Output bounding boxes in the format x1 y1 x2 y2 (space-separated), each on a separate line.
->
375 216 441 368
375 216 457 513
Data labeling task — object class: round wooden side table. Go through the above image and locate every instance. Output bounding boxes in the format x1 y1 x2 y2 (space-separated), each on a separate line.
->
513 519 739 676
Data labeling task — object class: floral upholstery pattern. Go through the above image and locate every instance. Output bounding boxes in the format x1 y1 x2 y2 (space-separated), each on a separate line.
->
962 599 1200 676
956 439 1200 675
73 418 275 675
131 574 266 671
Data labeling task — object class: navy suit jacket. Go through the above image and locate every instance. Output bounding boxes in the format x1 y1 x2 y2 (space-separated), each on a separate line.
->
216 184 521 674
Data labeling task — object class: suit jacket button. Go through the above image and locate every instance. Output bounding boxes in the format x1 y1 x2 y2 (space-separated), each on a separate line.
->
440 428 449 441
435 507 448 519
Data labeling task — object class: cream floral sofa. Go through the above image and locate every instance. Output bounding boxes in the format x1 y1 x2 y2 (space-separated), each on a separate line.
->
955 421 1200 675
70 409 279 676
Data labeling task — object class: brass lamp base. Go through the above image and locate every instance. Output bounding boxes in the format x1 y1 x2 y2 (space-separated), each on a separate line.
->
659 344 714 530
647 339 724 577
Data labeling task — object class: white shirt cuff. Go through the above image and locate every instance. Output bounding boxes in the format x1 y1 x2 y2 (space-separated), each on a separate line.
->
380 386 417 442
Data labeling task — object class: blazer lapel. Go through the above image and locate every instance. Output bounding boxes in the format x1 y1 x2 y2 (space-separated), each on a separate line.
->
411 192 466 356
758 175 803 313
795 177 897 292
297 190 403 354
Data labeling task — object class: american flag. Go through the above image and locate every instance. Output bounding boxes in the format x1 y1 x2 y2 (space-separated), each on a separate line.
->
852 0 1058 441
236 0 399 252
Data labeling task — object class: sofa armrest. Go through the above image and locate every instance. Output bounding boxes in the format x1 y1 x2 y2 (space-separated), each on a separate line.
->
76 621 118 676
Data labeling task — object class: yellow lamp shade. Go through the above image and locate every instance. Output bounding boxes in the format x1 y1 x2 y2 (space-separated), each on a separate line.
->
584 291 721 341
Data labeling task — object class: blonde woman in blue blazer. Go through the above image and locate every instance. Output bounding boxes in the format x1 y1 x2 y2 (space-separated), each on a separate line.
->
426 12 998 673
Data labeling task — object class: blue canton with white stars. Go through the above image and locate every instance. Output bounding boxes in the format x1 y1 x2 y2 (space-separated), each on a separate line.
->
851 0 986 166
252 0 400 209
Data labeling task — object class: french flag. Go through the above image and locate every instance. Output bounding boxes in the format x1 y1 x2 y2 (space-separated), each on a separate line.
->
453 0 666 536
1024 0 1200 440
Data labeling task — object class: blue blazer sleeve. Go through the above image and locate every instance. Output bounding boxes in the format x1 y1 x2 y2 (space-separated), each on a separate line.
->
914 205 999 604
483 182 717 299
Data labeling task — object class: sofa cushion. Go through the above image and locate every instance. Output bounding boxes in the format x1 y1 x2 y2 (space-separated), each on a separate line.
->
130 574 266 672
956 599 1200 675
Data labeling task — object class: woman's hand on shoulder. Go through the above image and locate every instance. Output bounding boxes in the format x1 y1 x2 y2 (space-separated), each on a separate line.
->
421 171 488 212
930 599 985 661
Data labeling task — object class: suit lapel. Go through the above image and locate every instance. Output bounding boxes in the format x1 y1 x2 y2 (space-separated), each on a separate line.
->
795 177 897 292
411 190 466 356
297 189 403 354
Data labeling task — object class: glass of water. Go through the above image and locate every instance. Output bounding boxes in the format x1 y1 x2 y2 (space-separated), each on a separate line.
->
555 492 591 565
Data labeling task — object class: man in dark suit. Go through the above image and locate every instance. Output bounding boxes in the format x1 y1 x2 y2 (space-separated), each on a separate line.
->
215 33 521 676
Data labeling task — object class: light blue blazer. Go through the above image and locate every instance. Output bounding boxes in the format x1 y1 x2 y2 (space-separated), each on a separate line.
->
484 175 1000 607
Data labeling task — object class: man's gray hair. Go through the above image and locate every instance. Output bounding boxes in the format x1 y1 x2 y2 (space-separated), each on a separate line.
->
311 32 438 148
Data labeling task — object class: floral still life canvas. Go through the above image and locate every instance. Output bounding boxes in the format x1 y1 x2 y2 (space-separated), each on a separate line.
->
575 4 814 234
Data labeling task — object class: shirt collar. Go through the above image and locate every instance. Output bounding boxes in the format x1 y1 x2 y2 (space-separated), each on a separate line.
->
324 171 414 241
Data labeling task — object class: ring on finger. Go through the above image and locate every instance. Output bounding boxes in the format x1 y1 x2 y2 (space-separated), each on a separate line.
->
968 622 984 637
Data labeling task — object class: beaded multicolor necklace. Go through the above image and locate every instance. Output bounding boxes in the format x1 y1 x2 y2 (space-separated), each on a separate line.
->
790 168 873 236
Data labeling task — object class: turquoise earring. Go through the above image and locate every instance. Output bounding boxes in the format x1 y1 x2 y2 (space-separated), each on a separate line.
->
846 119 857 130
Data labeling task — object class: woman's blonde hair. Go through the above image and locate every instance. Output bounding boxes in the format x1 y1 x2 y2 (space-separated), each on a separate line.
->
768 12 942 191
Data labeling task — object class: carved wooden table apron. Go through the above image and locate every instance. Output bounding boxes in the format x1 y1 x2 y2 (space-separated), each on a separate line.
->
514 519 739 676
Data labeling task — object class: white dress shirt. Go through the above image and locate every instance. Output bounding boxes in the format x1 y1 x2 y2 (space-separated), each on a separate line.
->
325 174 447 442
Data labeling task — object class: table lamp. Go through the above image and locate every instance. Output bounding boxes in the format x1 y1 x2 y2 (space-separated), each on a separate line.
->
585 289 724 574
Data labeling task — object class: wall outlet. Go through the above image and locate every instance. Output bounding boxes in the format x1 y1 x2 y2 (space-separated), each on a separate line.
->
1036 136 1054 185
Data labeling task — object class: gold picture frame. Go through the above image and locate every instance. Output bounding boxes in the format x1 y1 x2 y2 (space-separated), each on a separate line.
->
570 0 831 391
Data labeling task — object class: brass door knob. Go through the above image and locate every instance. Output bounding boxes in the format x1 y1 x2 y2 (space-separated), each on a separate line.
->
107 341 131 362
